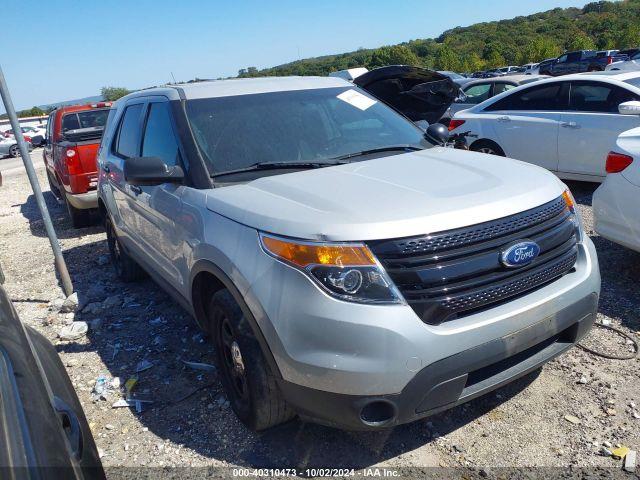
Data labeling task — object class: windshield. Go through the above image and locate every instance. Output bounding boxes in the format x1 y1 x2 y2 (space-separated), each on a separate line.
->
185 86 428 176
624 77 640 88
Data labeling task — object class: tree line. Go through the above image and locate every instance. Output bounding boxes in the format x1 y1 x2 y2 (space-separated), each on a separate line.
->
237 0 640 78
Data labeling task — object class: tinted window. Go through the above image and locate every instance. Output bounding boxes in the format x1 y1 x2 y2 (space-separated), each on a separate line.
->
486 83 565 111
493 83 516 95
142 103 179 166
77 109 109 128
624 76 640 88
62 114 80 131
570 82 639 113
116 104 144 158
61 109 109 132
463 84 491 104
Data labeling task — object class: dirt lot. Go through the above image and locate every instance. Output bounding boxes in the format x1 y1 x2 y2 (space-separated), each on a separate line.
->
0 151 639 477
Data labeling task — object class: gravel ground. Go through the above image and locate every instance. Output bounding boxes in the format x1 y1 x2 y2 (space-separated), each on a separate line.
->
0 152 638 477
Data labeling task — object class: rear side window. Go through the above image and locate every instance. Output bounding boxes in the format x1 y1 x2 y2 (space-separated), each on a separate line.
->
463 84 491 104
142 102 180 166
116 104 144 158
569 82 639 113
486 83 566 111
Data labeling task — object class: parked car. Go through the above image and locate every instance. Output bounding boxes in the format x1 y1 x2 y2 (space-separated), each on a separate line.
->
442 75 549 123
0 136 32 158
0 274 105 478
495 66 520 76
43 103 111 227
545 50 628 76
98 76 599 431
536 58 559 76
606 50 640 72
341 65 460 125
450 71 640 182
4 125 47 146
522 63 539 75
593 126 640 252
437 70 467 81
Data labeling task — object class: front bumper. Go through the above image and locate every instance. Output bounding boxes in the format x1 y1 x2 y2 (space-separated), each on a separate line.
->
278 292 596 430
239 234 600 429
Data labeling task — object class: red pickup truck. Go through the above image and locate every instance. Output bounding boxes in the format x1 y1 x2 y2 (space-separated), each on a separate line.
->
43 103 111 227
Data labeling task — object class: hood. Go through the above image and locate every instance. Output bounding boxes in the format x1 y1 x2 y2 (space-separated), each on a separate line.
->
205 148 566 241
352 66 460 124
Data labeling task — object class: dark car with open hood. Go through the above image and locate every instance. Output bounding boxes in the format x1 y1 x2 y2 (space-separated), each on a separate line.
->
331 65 461 126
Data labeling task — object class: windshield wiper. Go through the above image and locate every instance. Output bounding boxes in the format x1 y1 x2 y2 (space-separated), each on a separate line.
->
211 161 348 178
331 145 423 161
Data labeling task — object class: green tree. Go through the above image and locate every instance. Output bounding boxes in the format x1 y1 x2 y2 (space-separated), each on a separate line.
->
369 45 420 68
18 106 45 118
435 44 461 71
568 33 596 50
101 86 131 101
616 23 640 49
519 37 562 63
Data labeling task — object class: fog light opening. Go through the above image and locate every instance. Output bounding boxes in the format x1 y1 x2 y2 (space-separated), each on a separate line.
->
360 400 397 426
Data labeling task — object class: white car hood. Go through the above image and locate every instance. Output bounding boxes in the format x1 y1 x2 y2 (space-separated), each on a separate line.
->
205 147 566 241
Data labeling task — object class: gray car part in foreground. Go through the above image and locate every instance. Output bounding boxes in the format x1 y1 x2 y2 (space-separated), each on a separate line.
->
97 76 600 430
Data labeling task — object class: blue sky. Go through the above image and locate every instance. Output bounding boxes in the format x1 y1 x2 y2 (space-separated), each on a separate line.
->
1 0 588 111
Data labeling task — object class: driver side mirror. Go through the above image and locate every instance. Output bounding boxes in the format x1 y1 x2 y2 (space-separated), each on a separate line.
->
425 123 450 146
124 156 184 186
619 101 640 115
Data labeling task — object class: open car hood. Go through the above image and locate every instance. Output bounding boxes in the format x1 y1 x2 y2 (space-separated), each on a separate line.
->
353 65 460 124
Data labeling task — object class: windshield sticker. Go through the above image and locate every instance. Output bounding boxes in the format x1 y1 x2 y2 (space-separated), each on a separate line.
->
337 89 377 111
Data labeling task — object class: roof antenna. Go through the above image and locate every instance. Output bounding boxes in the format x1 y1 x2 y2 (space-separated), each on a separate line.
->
170 72 177 84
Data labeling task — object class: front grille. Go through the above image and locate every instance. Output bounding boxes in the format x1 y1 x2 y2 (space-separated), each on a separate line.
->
368 197 578 325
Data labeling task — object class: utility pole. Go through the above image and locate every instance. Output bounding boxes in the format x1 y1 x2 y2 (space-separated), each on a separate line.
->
0 65 73 296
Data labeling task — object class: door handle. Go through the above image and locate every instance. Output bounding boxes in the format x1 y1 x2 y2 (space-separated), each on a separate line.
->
561 121 580 129
130 185 142 195
497 116 510 122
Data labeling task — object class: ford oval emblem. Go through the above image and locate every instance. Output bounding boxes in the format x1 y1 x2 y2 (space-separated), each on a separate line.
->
500 241 540 268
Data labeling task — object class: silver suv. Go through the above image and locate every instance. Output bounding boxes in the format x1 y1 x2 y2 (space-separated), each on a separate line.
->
97 77 600 431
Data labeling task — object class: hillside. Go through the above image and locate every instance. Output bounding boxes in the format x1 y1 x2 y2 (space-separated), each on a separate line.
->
238 0 640 77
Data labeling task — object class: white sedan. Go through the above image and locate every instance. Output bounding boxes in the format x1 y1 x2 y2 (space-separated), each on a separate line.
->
593 127 640 252
450 71 640 182
606 51 640 72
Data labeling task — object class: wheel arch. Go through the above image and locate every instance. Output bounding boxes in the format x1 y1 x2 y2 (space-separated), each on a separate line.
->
469 138 506 156
190 259 282 379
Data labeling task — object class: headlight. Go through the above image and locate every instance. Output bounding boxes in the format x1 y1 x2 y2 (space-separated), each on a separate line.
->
259 233 404 304
562 188 583 242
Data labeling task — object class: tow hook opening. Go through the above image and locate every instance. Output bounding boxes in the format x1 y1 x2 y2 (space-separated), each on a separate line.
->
360 400 397 427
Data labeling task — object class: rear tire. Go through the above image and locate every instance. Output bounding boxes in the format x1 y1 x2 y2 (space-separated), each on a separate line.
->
9 144 19 158
208 289 294 431
64 193 93 228
470 140 506 157
105 215 145 282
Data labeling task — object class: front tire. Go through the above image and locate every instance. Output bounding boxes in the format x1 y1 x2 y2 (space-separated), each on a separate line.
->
208 289 294 431
9 144 19 157
105 215 145 282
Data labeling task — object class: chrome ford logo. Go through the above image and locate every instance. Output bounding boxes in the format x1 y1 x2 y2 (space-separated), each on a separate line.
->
500 241 540 268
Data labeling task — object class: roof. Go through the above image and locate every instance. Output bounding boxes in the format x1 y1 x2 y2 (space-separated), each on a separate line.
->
174 76 351 99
